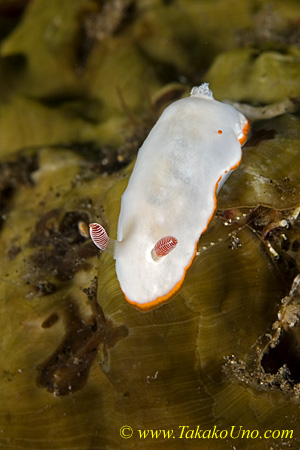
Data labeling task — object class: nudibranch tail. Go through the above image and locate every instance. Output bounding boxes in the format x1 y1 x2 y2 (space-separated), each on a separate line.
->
89 222 113 252
151 236 178 260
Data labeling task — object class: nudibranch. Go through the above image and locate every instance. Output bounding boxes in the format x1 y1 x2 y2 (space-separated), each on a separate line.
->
90 83 250 311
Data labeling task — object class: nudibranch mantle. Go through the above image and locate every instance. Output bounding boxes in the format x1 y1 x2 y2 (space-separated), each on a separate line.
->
90 83 250 311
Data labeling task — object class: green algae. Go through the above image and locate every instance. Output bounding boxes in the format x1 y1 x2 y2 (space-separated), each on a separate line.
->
219 114 300 209
206 47 300 103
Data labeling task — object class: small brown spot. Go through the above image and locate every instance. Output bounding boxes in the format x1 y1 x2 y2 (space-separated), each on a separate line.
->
292 240 300 253
42 313 59 329
7 245 21 260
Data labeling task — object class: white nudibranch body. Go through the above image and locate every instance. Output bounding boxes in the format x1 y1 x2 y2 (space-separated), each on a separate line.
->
90 83 250 311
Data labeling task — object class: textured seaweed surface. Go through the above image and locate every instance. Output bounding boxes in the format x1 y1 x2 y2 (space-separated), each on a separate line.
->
1 0 300 449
